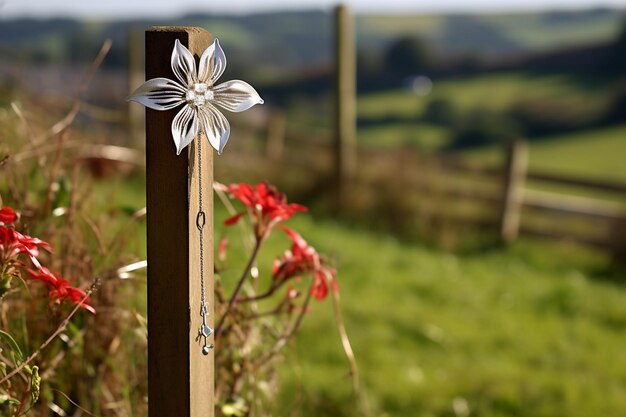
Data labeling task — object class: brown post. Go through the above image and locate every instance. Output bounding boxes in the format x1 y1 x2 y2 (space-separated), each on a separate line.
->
145 27 214 417
334 4 357 200
610 216 626 261
266 109 286 159
499 139 528 243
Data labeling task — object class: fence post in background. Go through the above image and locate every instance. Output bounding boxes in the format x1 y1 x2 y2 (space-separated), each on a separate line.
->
145 27 214 417
128 27 144 147
610 217 626 261
499 139 528 244
265 109 286 159
334 4 357 204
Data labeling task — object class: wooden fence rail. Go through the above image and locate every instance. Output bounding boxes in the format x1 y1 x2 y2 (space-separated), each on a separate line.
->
216 131 626 258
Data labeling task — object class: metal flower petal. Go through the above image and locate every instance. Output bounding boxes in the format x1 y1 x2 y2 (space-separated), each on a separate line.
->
199 104 231 155
172 105 199 155
213 80 264 113
198 39 227 85
127 77 186 110
127 37 263 155
171 39 197 87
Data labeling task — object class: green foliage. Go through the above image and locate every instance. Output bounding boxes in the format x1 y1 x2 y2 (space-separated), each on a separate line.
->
30 366 41 404
422 97 458 126
384 36 433 77
449 108 521 149
0 330 24 365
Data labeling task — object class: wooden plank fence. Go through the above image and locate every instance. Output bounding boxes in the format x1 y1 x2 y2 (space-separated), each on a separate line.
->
215 129 626 258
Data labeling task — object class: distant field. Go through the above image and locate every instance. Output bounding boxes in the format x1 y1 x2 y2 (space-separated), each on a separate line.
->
358 72 610 117
358 9 623 53
466 123 626 182
480 10 624 50
357 70 624 182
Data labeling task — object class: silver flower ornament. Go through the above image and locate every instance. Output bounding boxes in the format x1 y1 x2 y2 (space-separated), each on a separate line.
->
128 38 264 155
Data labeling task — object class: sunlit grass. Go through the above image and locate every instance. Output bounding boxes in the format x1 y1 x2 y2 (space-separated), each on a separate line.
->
266 215 626 417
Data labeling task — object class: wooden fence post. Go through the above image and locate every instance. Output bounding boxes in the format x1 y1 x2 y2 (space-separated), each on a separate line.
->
334 4 357 201
145 26 214 417
499 139 528 243
610 217 626 261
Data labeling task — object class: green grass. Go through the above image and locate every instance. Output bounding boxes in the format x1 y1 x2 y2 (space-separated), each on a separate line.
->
432 73 609 113
44 156 626 417
358 89 428 119
241 214 626 417
358 72 609 117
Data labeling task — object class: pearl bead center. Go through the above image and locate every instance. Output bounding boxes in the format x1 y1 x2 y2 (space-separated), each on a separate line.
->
186 83 214 107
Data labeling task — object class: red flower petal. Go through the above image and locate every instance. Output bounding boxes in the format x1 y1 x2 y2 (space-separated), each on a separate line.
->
225 182 307 238
224 212 245 226
0 207 17 225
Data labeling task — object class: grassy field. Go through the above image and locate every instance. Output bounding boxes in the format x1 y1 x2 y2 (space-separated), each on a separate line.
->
228 213 626 417
357 70 626 183
466 124 626 182
85 171 626 417
358 73 610 119
26 166 626 417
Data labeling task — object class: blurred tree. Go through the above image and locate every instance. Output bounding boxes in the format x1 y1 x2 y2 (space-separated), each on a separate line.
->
612 19 626 72
604 83 626 124
422 97 458 126
384 36 432 78
449 108 520 149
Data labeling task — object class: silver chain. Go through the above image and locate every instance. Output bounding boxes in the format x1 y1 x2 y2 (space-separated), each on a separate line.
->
196 138 213 355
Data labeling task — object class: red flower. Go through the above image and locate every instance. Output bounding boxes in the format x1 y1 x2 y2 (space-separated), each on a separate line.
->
273 227 338 301
310 268 339 301
0 226 50 263
28 266 95 314
13 230 50 259
273 226 321 281
0 207 17 225
0 226 15 249
224 182 307 240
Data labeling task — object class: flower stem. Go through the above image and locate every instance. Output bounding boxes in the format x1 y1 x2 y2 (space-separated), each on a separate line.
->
0 285 95 386
236 280 283 303
215 238 263 339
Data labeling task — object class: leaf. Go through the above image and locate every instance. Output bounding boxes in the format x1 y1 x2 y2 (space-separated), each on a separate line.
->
0 330 24 364
0 393 19 406
30 366 41 404
221 398 247 417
